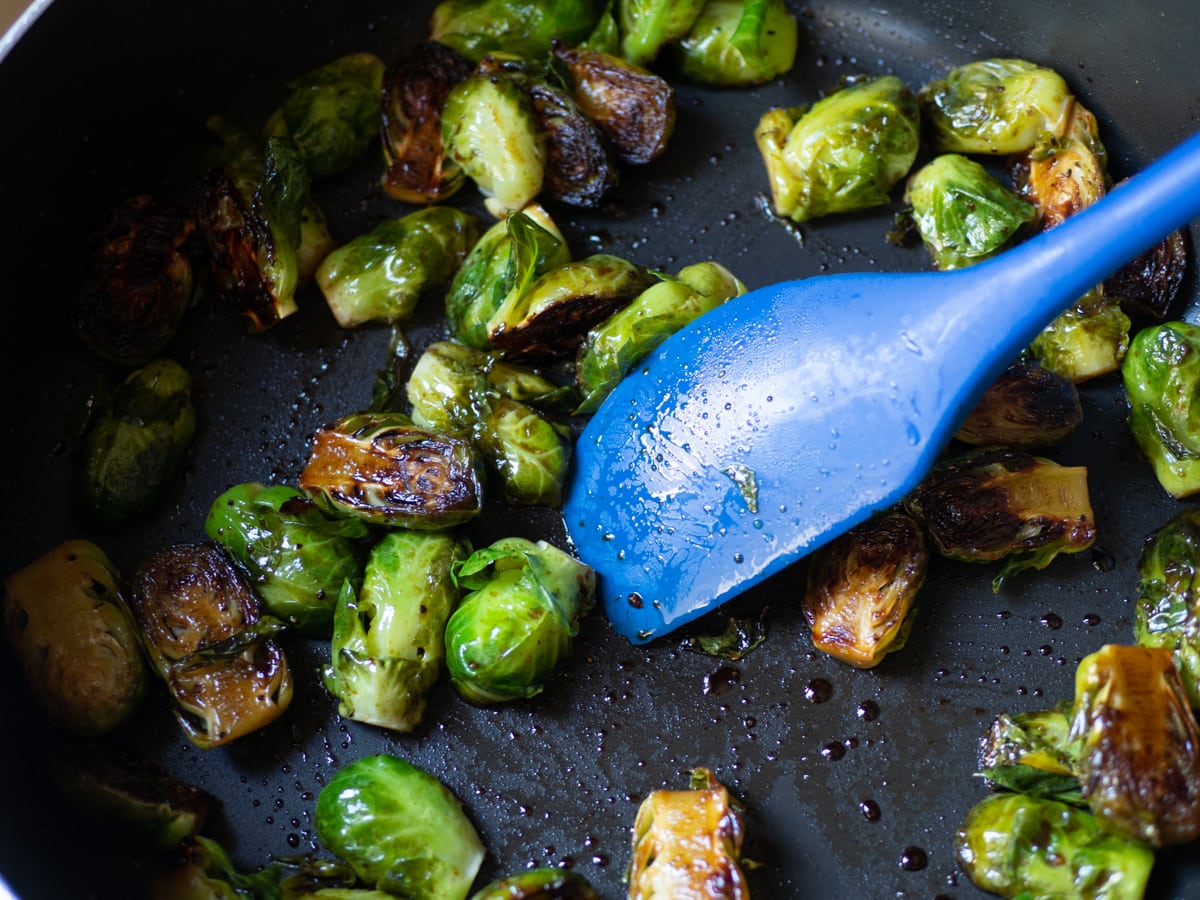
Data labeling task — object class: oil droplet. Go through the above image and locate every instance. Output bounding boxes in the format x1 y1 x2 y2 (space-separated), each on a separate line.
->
804 678 833 703
820 742 845 760
855 700 879 721
1039 612 1063 630
899 846 928 871
703 666 740 696
1082 613 1101 626
859 799 881 821
733 552 744 564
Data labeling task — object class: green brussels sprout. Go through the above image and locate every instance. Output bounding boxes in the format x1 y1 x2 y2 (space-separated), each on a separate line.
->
672 0 798 87
446 205 570 349
3 540 146 735
618 0 706 67
1135 506 1200 707
904 153 1037 270
1029 289 1130 383
477 395 571 506
314 754 484 900
754 75 921 223
316 207 479 328
72 195 196 367
903 447 1095 589
681 614 767 661
130 543 293 748
264 53 385 179
955 793 1154 900
299 411 486 529
920 58 1074 155
628 767 748 900
149 836 282 900
204 482 369 635
470 869 599 900
445 538 595 704
1010 100 1108 231
977 703 1081 802
574 261 744 414
801 509 927 669
955 359 1083 449
1122 320 1200 498
324 530 468 733
442 70 546 218
278 857 397 899
77 358 197 530
430 0 603 62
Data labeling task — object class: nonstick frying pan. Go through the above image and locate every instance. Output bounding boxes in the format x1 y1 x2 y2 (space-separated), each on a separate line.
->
1 2 1198 897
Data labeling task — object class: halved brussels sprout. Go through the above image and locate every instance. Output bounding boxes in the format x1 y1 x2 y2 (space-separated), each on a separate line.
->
618 0 706 67
528 76 619 207
3 540 146 735
470 868 599 900
1136 507 1200 707
1009 99 1107 230
1105 224 1190 321
150 836 282 900
955 359 1083 449
673 0 799 87
1029 288 1130 383
430 0 603 62
477 395 571 507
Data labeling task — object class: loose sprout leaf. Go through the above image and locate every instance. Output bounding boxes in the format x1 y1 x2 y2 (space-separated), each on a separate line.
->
682 613 767 661
721 462 759 514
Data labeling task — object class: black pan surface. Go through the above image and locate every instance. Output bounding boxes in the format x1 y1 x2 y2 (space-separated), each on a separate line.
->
1 1 1199 897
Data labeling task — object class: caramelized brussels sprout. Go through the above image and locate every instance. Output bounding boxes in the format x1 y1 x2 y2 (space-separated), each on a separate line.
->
1136 506 1200 707
130 543 293 748
470 869 599 900
955 793 1154 900
445 538 595 704
1105 224 1190 320
977 703 1080 802
72 195 195 367
619 0 705 66
919 58 1073 154
956 359 1083 449
314 754 484 900
150 836 282 900
628 767 748 900
904 447 1095 589
3 540 146 735
673 0 799 87
430 0 603 62
77 358 197 530
754 75 920 222
527 76 619 207
324 530 467 733
316 206 479 328
904 153 1036 270
1009 99 1107 230
1121 320 1200 498
204 482 369 635
801 509 927 669
1029 288 1130 383
299 411 485 529
264 53 385 179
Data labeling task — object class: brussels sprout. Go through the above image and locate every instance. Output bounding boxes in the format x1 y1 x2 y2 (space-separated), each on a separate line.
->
977 703 1081 802
955 793 1154 900
552 44 676 165
527 75 619 208
296 202 337 284
673 0 798 87
314 754 484 900
628 767 748 900
1122 320 1200 498
618 0 706 66
754 75 921 223
204 482 369 635
1009 100 1107 230
316 207 479 328
3 540 146 735
149 836 282 900
430 0 603 62
919 58 1073 155
279 857 397 899
53 742 213 851
470 869 599 900
904 154 1036 270
264 53 385 179
955 359 1083 449
1069 644 1200 846
478 395 571 506
130 543 293 748
72 195 196 367
488 253 657 358
324 530 468 733
442 70 546 218
299 412 485 529
904 447 1095 589
1105 224 1190 321
801 509 927 669
1029 289 1130 383
381 41 472 204
445 538 595 704
1135 507 1200 707
77 358 197 530
574 261 744 413
446 205 570 349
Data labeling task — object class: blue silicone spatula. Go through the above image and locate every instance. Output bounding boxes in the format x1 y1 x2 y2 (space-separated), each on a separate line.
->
563 131 1200 644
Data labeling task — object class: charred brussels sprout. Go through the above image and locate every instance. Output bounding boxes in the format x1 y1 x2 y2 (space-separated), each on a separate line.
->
1136 507 1200 707
300 411 485 529
470 869 599 899
956 360 1083 449
1029 289 1130 383
314 754 484 900
1010 100 1107 230
1106 224 1190 321
204 482 369 635
904 154 1036 270
977 704 1080 802
150 835 282 900
673 0 799 87
430 0 603 62
77 358 197 530
618 0 706 67
3 540 146 735
265 53 385 179
755 75 920 223
316 207 479 328
955 793 1154 900
628 767 748 900
527 75 619 207
904 447 1095 589
131 543 293 748
919 58 1073 155
324 530 467 733
445 538 595 704
1122 320 1200 498
72 195 196 367
801 509 927 669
